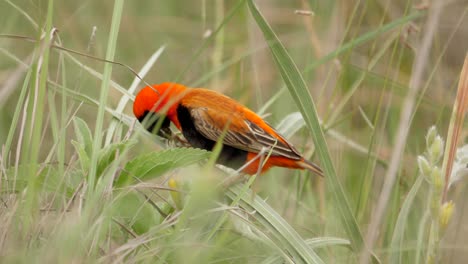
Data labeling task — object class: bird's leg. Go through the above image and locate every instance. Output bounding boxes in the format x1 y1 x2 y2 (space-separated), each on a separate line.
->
158 128 191 148
170 131 191 147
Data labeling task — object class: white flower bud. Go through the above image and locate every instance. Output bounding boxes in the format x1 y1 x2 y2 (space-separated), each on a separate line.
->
417 156 432 177
428 135 444 164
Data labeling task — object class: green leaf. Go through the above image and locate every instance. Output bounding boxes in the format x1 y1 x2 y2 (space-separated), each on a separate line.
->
112 191 162 235
73 117 93 156
227 184 324 264
71 140 90 174
97 139 137 176
116 148 211 186
247 0 379 262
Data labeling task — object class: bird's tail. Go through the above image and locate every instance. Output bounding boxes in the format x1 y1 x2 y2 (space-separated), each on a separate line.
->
298 159 324 177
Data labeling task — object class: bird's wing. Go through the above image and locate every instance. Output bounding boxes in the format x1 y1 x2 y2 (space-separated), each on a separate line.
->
189 107 302 160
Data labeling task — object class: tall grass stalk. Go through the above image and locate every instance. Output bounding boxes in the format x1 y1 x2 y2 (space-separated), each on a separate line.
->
247 0 374 260
21 0 55 229
86 0 124 195
362 1 445 262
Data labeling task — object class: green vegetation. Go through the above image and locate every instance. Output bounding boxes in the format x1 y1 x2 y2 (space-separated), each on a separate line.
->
0 0 467 263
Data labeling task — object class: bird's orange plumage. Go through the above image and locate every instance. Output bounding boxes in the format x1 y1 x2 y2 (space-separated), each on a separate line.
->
133 82 323 176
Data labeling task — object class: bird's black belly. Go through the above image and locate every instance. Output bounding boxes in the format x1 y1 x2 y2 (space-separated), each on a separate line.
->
137 111 172 139
176 105 248 170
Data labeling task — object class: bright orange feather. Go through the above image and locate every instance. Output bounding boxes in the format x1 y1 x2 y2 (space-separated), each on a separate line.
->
243 153 310 175
180 88 291 146
133 83 187 129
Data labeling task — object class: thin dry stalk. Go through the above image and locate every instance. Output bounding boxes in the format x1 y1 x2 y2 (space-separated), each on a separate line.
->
442 54 468 202
360 0 445 263
0 52 31 106
300 0 322 58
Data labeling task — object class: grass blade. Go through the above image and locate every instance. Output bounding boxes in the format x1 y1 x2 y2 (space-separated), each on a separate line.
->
247 0 377 261
227 184 325 264
303 10 425 73
389 175 424 263
105 46 166 145
22 2 56 228
87 0 124 193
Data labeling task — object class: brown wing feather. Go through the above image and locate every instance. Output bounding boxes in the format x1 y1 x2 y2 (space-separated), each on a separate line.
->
245 120 302 159
189 107 302 160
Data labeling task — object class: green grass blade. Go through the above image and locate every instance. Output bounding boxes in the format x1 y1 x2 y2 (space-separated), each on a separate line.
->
3 66 33 167
227 184 325 264
389 175 424 264
247 0 377 260
62 52 133 98
87 0 124 193
276 112 306 139
262 237 351 264
414 211 430 263
73 117 94 156
105 46 166 145
306 237 351 248
303 10 425 73
48 80 134 124
22 0 55 228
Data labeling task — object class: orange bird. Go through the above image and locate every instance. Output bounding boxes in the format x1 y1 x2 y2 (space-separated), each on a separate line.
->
133 82 323 176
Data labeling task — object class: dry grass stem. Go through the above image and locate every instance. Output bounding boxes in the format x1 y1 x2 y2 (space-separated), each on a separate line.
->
361 0 445 262
442 54 468 202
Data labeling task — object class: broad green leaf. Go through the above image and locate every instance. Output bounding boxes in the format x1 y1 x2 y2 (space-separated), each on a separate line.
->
117 148 211 186
97 139 137 176
73 117 93 156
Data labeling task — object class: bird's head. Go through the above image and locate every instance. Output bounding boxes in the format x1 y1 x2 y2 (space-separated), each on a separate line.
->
133 82 187 136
